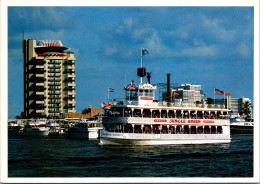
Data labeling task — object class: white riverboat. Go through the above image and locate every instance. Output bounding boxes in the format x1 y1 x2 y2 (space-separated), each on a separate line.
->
99 53 231 145
67 118 103 139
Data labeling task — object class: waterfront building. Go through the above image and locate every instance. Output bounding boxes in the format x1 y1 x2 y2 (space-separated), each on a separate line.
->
23 39 76 118
170 84 202 105
214 97 252 117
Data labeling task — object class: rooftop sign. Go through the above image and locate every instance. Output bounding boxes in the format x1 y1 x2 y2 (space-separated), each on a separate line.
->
37 40 63 47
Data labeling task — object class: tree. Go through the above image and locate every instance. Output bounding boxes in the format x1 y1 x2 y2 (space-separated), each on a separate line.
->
15 115 20 119
82 108 90 114
206 98 214 105
242 101 252 119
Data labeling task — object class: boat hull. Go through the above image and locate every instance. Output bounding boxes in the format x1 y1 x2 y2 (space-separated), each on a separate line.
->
230 125 253 135
22 129 50 136
99 131 231 145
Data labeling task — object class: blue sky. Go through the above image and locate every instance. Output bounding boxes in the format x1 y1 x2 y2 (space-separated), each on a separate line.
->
8 6 254 118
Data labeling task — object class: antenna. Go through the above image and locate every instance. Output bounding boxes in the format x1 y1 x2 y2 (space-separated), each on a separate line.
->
22 30 24 53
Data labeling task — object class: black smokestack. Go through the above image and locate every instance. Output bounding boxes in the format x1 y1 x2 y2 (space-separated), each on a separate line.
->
147 72 151 84
167 73 171 102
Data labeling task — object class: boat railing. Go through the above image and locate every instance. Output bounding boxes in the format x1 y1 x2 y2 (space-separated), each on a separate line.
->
102 131 229 139
108 99 226 109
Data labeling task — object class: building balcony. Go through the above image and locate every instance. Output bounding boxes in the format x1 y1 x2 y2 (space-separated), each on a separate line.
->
36 74 44 78
68 91 76 96
36 92 45 95
63 69 75 74
63 87 75 91
48 100 61 104
36 82 45 86
48 96 61 99
68 65 75 70
68 83 76 87
36 65 45 69
48 65 61 69
63 95 75 100
48 82 61 85
36 100 45 104
68 74 76 78
36 110 45 113
48 69 61 73
68 100 76 104
63 78 75 82
48 104 61 108
63 60 74 65
48 109 61 113
48 87 61 91
68 109 76 113
48 78 61 82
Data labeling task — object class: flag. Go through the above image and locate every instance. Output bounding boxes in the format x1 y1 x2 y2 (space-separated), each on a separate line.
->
174 92 179 96
141 48 149 56
109 88 114 92
129 86 137 91
215 88 224 95
101 101 111 109
200 90 206 97
225 91 230 96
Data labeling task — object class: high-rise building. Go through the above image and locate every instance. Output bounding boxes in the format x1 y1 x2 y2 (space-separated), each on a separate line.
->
23 39 76 118
171 84 202 104
214 97 252 117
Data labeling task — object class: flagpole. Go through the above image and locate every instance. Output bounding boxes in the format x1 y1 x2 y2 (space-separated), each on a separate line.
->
108 87 109 103
140 47 143 84
214 88 215 104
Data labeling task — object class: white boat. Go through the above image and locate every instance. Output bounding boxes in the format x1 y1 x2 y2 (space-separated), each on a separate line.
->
99 54 231 145
230 116 253 135
8 122 22 136
22 120 50 136
67 118 103 139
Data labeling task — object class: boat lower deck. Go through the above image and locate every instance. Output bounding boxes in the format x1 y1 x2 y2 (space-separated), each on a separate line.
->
99 131 231 145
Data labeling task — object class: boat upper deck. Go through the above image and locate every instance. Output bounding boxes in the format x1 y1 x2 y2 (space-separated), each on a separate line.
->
108 100 230 112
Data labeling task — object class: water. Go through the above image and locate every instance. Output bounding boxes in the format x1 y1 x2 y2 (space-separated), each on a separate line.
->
8 135 253 177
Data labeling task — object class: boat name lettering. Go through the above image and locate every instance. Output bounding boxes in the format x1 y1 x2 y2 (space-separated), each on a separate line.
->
168 119 216 124
154 119 167 122
202 120 215 123
140 97 154 100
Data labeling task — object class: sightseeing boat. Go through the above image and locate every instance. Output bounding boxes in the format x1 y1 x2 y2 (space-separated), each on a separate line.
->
99 49 231 145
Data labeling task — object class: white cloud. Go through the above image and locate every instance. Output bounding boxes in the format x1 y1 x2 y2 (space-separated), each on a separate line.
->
133 29 145 39
235 42 251 58
200 15 237 42
104 47 117 56
123 18 133 29
178 45 216 57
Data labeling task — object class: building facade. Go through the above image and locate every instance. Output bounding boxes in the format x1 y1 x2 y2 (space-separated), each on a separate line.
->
171 84 202 105
214 96 251 117
23 39 76 118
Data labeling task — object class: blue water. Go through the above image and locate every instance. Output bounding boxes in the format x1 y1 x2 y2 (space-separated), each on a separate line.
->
8 135 253 177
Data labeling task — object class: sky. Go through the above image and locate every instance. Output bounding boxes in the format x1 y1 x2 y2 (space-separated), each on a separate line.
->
7 6 254 118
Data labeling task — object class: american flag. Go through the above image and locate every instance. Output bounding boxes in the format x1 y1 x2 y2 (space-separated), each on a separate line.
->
215 89 224 95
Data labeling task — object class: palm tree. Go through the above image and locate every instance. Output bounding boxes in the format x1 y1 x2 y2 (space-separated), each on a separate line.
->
242 101 252 119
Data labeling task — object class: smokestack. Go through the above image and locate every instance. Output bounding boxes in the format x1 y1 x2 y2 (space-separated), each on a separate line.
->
131 80 134 85
147 72 151 84
167 73 171 102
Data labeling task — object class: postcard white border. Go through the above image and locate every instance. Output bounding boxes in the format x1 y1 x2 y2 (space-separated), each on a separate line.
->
1 0 259 183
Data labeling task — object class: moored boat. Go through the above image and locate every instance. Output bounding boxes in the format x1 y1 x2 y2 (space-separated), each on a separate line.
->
67 118 103 139
22 120 50 136
230 116 253 135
